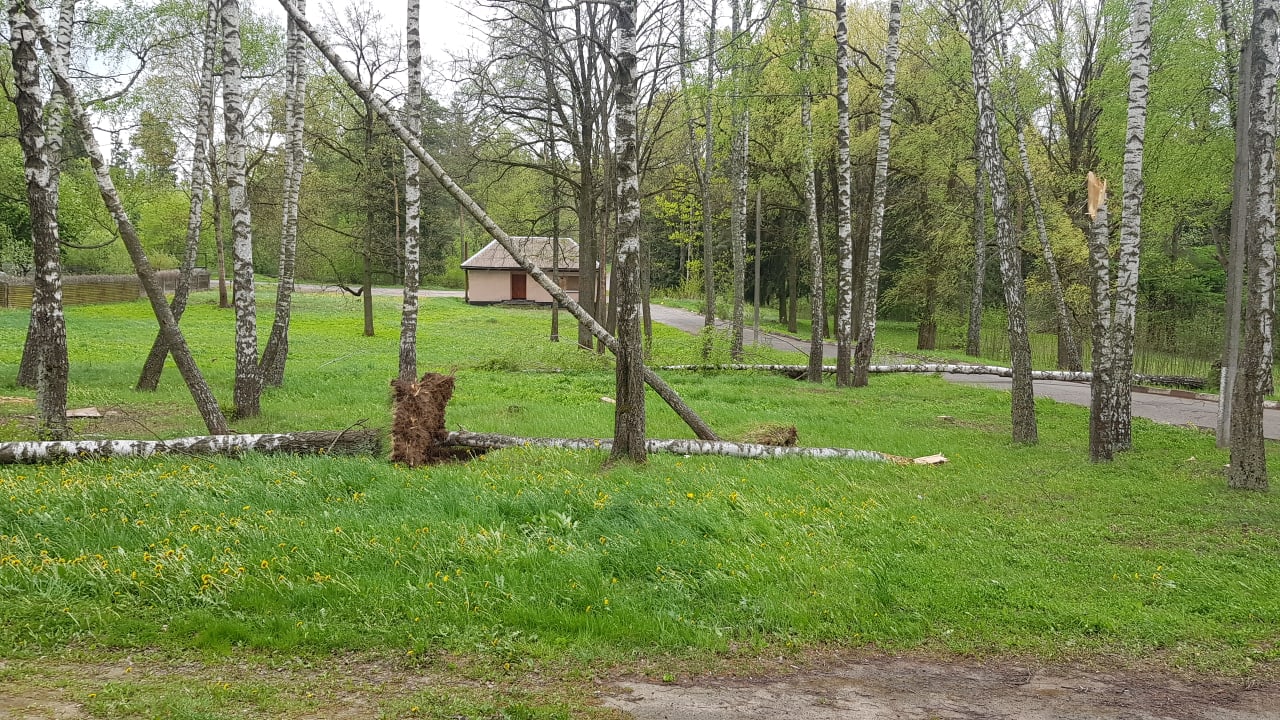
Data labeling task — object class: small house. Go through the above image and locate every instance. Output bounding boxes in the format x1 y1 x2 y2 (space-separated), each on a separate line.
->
461 236 579 305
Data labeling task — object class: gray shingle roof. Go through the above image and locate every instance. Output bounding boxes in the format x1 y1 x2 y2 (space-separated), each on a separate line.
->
460 237 579 271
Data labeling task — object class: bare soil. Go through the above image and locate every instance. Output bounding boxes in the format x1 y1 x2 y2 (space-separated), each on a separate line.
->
605 653 1279 720
2 651 1276 719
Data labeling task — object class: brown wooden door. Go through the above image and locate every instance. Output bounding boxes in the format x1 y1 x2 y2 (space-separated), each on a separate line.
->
510 273 527 300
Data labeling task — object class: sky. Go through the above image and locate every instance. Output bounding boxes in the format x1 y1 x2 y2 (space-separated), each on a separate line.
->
250 0 486 95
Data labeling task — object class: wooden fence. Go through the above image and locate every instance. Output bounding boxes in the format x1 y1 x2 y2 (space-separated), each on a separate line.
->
0 270 210 309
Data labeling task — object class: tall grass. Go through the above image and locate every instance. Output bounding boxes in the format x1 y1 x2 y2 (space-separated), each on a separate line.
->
0 294 1278 673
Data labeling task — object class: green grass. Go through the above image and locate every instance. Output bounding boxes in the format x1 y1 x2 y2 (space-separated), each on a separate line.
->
1 292 1278 682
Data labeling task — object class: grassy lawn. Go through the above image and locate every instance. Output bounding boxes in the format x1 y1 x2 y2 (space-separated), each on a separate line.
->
0 292 1278 716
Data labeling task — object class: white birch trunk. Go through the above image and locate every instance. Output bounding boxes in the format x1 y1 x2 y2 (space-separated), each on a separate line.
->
967 0 1037 444
612 0 646 462
1086 173 1117 461
0 430 381 464
138 0 220 391
729 0 748 361
24 5 230 435
834 0 854 386
1111 0 1152 451
701 0 718 360
222 0 261 417
399 0 421 382
8 0 68 439
441 431 910 464
798 0 824 383
276 0 719 442
852 0 902 387
261 0 306 387
1229 0 1279 491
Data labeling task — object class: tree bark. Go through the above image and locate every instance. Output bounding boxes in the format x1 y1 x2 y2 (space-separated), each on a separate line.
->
729 0 748 361
8 0 68 439
1218 39 1251 448
26 4 230 435
834 0 853 386
261 0 306 387
611 0 646 462
798 0 824 383
701 0 718 360
852 0 903 387
138 0 220 391
277 0 719 442
222 0 261 417
0 429 382 464
1229 0 1278 491
967 0 1037 444
440 430 909 464
1087 175 1117 461
966 153 987 357
1111 0 1152 451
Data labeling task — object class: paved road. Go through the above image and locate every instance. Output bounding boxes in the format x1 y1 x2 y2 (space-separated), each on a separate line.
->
290 283 465 298
648 303 1280 440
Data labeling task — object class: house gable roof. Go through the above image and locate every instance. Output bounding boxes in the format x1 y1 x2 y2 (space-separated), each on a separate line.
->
460 237 580 271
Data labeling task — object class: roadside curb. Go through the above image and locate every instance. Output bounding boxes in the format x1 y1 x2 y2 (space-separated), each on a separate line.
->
1131 384 1280 410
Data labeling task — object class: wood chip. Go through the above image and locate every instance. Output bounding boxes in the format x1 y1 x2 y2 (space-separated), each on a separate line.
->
912 453 948 465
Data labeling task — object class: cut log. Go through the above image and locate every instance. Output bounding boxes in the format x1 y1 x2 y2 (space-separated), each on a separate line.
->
0 429 381 464
439 430 929 464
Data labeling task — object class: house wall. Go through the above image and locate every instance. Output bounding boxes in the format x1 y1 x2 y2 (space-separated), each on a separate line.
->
465 269 580 304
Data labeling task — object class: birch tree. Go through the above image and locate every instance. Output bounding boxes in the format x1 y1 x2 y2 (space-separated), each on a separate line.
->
834 0 853 385
965 0 1037 443
398 0 422 381
1228 0 1279 491
222 0 261 417
729 0 750 360
965 152 987 357
798 0 824 383
8 0 68 439
24 3 230 435
260 0 306 387
137 0 220 392
612 0 646 461
701 0 719 359
852 0 902 387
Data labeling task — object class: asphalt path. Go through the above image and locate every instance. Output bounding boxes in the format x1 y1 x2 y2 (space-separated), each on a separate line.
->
646 303 1280 440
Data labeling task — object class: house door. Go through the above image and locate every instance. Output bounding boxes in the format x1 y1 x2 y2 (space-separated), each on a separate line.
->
510 273 527 300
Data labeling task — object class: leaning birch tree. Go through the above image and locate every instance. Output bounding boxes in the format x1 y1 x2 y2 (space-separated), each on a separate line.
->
1229 0 1279 491
398 0 422 381
966 0 1037 443
275 0 720 442
25 3 230 435
8 0 68 439
852 0 903 387
221 0 261 417
260 0 306 387
137 0 220 391
612 0 646 462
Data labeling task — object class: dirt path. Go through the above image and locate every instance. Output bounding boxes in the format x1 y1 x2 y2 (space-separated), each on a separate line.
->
605 654 1277 720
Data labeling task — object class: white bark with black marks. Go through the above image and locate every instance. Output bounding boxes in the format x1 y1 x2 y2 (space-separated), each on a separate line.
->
701 0 719 360
261 0 306 387
8 0 68 439
441 431 908 464
222 0 261 417
25 4 230 435
798 0 824 383
1229 0 1278 491
852 0 902 387
729 0 748 361
276 0 719 442
398 0 421 381
612 0 646 462
966 0 1037 443
966 155 987 357
1111 0 1151 452
0 430 381 464
1086 174 1117 461
138 0 220 391
834 0 853 386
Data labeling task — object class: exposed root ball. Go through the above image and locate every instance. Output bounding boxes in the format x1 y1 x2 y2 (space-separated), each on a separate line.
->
740 423 799 447
390 372 456 466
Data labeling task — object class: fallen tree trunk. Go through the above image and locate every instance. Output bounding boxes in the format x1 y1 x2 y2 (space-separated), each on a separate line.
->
0 429 381 464
657 364 1201 387
441 430 925 464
